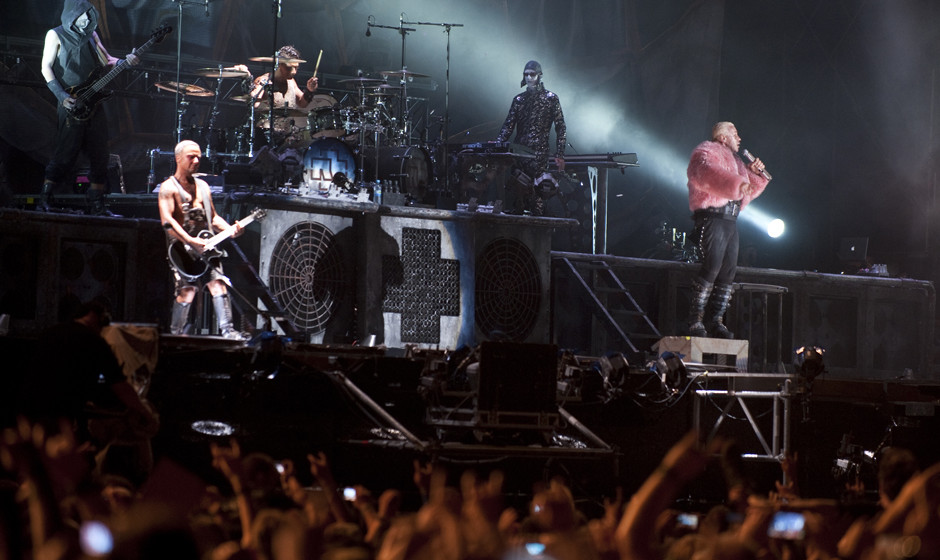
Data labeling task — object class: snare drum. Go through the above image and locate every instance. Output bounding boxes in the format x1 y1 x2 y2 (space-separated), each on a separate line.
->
302 138 357 193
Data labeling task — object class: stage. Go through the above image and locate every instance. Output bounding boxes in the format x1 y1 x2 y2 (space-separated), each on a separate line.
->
1 201 939 506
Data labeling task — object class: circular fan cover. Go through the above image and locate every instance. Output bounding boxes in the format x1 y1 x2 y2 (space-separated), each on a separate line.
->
475 237 541 341
268 221 346 333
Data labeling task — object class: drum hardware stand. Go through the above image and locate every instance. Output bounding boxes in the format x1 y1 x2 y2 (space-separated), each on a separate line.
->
401 18 463 191
175 98 190 146
204 65 225 158
169 0 213 143
365 14 415 143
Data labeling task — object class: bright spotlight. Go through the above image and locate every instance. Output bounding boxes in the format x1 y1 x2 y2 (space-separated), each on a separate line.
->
767 219 785 238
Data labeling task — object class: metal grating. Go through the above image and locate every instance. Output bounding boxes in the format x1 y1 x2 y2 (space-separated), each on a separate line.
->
475 237 541 341
268 221 346 334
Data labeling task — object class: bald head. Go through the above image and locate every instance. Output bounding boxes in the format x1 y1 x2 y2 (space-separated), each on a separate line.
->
175 140 200 158
712 122 741 152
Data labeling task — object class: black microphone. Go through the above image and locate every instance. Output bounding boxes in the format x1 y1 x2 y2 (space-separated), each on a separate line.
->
366 15 373 36
741 148 772 181
365 26 371 37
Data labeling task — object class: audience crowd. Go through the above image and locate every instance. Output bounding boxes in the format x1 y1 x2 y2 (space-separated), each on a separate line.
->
2 413 938 560
3 304 938 559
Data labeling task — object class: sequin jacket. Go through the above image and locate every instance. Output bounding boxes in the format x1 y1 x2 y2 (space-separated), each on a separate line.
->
496 85 566 172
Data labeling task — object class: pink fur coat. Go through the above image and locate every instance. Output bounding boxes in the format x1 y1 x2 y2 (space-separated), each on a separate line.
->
686 140 769 212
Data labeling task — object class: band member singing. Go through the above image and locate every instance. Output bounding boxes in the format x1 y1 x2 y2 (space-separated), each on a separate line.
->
686 121 770 338
158 140 245 339
39 0 138 215
495 60 566 215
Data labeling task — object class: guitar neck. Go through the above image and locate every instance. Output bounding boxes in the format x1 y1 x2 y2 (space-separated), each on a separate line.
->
202 214 257 251
78 34 160 100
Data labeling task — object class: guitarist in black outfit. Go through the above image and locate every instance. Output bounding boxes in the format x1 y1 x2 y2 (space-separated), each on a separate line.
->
158 140 245 338
39 0 138 215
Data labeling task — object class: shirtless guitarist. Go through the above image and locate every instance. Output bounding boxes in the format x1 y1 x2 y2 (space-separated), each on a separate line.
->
158 140 246 338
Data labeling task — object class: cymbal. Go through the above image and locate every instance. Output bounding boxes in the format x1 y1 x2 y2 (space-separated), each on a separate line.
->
248 56 307 64
194 67 249 78
154 81 214 97
370 84 401 90
338 77 384 84
262 106 308 117
380 69 429 78
229 94 253 103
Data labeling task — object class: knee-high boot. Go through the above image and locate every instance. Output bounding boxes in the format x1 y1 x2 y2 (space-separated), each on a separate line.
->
169 300 191 335
39 181 55 212
705 282 735 339
212 293 243 339
688 277 712 337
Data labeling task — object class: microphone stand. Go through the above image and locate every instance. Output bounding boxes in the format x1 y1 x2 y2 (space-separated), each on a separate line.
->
169 0 212 144
402 18 463 192
366 15 415 146
267 0 282 149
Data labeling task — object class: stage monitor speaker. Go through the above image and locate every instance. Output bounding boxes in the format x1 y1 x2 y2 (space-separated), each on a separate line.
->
478 341 558 413
0 210 169 336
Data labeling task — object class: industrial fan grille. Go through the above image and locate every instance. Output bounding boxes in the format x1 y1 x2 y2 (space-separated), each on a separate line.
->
474 237 541 341
268 221 347 334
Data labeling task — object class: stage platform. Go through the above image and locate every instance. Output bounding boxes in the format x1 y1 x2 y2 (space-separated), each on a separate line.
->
1 201 938 503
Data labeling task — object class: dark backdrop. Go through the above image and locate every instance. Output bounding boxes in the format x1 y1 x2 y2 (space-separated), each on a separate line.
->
3 0 940 280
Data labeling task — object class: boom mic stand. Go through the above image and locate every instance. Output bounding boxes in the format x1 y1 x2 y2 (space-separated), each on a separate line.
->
401 17 463 192
268 0 282 149
169 0 212 144
366 14 415 145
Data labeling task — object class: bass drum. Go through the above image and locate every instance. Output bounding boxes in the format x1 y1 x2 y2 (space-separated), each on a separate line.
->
302 138 357 193
366 146 433 200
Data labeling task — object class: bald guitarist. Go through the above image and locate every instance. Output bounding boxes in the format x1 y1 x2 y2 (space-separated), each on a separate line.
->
159 140 246 339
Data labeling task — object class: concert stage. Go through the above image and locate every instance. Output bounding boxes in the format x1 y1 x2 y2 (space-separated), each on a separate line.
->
1 201 939 504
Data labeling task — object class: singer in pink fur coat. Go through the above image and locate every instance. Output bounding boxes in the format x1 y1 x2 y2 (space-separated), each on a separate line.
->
685 122 770 338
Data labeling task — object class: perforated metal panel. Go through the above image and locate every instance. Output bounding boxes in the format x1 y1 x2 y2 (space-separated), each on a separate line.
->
383 227 460 343
474 237 541 341
268 221 347 334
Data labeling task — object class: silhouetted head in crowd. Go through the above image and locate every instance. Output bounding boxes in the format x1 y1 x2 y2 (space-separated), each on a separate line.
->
878 447 919 506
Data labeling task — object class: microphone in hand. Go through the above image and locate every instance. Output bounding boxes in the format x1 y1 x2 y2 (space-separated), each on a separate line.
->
741 148 772 181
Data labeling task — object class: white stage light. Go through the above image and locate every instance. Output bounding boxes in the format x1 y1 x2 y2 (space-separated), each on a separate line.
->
767 218 785 238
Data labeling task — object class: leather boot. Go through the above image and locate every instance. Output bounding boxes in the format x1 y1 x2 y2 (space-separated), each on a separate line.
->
688 277 712 337
38 181 55 212
169 300 191 335
213 293 245 339
86 187 120 217
705 282 735 339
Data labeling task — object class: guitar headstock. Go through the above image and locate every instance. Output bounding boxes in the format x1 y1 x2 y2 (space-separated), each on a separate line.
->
152 25 173 43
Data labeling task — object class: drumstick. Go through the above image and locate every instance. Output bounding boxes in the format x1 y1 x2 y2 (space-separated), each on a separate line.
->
313 49 323 76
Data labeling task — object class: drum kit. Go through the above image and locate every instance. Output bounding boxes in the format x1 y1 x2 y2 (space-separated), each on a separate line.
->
153 56 435 200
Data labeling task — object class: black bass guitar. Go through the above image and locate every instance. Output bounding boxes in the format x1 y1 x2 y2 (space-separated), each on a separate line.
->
66 24 172 121
168 208 265 282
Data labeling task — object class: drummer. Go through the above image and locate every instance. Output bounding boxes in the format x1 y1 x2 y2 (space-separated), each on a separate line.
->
232 45 319 137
